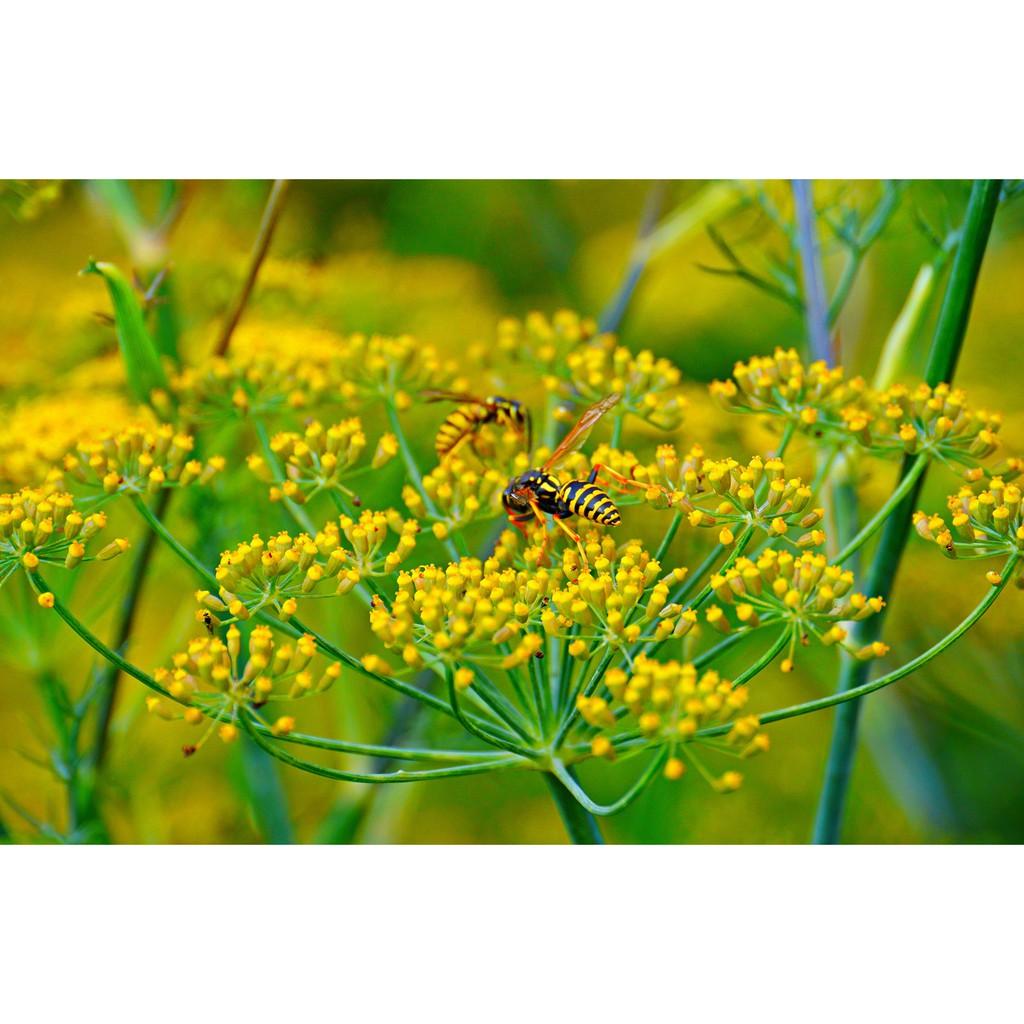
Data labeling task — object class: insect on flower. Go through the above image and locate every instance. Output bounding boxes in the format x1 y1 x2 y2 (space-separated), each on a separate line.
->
501 393 656 567
422 389 532 460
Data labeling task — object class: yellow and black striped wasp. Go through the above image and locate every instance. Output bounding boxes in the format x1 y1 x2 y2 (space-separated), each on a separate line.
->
502 393 651 567
422 390 532 461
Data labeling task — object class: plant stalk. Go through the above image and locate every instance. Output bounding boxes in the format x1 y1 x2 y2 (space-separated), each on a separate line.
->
544 771 604 844
811 179 1002 844
791 180 832 364
214 179 290 356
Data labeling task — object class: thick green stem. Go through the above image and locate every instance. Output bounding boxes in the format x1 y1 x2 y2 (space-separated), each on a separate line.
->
811 179 1002 844
544 771 604 843
550 750 667 816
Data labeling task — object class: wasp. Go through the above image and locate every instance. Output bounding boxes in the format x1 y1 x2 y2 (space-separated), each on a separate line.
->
502 393 651 567
422 390 531 460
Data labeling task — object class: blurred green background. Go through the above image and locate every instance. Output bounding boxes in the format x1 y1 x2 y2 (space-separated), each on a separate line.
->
1 180 1022 843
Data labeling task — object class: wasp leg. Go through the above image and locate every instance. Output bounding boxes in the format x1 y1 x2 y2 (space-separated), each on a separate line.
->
507 515 533 545
521 497 557 567
552 513 589 571
589 463 669 498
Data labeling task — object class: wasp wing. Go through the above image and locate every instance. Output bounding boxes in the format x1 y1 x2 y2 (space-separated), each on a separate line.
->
420 389 487 405
541 393 621 473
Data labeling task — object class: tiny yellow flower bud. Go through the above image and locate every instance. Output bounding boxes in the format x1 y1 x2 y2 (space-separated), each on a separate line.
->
97 538 131 561
37 592 55 608
218 723 239 744
271 716 295 737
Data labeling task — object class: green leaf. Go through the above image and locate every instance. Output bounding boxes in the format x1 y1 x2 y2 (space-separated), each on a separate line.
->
237 736 295 844
82 259 168 404
313 797 366 844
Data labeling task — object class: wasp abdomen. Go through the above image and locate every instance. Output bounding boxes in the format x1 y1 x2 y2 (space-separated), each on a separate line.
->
558 481 621 526
436 403 490 457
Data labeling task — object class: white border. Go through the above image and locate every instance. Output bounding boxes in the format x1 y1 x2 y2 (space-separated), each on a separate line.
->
2 846 1019 1020
4 3 1022 176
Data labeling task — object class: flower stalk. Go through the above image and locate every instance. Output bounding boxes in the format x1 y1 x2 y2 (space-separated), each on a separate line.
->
811 179 1003 843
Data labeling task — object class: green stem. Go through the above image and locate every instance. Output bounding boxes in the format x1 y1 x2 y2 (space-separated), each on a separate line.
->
240 709 523 784
92 488 169 767
924 180 1002 385
609 411 624 449
654 510 683 565
832 455 928 565
251 417 318 535
384 399 460 561
444 667 537 760
552 648 615 749
732 628 790 687
811 180 1002 844
543 771 605 843
130 494 219 591
827 181 902 325
550 750 667 816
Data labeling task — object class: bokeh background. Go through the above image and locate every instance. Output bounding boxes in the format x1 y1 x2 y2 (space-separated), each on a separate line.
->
1 180 1022 843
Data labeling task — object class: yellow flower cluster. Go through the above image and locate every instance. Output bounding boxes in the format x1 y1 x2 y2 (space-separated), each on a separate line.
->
247 418 397 505
915 478 1024 566
641 447 825 547
63 424 223 497
369 558 558 671
0 390 149 489
542 538 689 653
1 487 129 586
328 332 466 408
854 382 1002 461
403 453 509 536
148 625 340 754
496 310 597 373
205 512 419 620
706 550 887 670
578 654 766 787
563 336 686 431
172 327 468 421
169 349 331 422
710 348 865 434
711 351 1005 472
